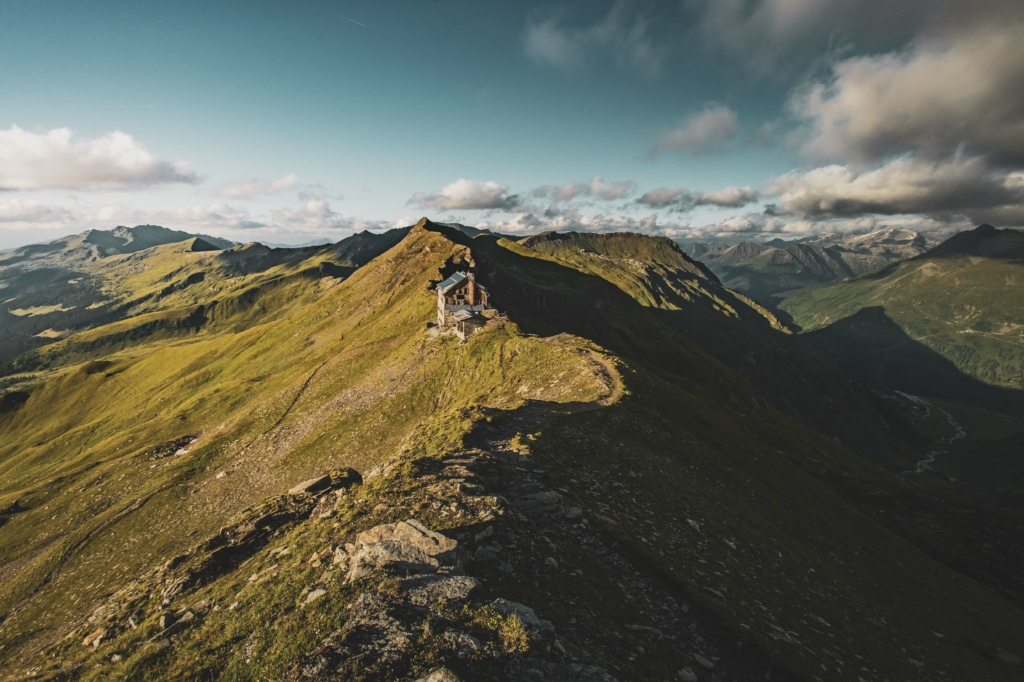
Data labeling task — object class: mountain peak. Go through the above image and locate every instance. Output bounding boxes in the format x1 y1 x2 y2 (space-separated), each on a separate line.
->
924 224 1024 259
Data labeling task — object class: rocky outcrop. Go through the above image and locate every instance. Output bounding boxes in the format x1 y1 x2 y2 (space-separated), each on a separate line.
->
45 434 777 681
287 513 613 682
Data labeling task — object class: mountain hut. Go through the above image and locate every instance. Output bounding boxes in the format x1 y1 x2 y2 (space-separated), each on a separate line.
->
436 271 490 339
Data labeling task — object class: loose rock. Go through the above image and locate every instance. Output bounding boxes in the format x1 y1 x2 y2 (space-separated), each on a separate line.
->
289 475 332 496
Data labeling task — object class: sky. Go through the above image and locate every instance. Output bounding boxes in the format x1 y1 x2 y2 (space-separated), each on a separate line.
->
1 0 1022 248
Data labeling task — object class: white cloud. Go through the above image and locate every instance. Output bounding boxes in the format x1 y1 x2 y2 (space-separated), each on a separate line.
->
408 179 519 211
474 212 686 238
157 202 264 230
637 187 693 209
589 175 635 200
0 198 257 234
794 23 1024 166
218 173 299 199
652 105 738 156
0 125 198 191
697 185 760 207
534 176 636 202
769 155 1024 222
0 198 75 224
686 212 970 241
524 1 665 76
391 216 419 230
0 195 398 244
638 184 760 210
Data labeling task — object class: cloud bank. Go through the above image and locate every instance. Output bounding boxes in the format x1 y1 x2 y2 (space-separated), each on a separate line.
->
691 0 1020 73
638 184 759 209
795 24 1024 166
0 126 198 191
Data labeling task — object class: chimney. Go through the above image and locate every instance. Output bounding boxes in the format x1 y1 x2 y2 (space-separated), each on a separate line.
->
467 271 475 282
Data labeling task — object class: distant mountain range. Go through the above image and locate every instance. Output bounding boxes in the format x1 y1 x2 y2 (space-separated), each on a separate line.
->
257 238 335 248
679 229 937 305
782 224 1024 395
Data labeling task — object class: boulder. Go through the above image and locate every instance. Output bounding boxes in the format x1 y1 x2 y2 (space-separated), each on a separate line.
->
347 540 439 582
474 525 494 542
303 588 327 606
692 653 714 669
490 598 553 635
288 475 331 496
82 628 106 648
329 467 363 489
400 574 479 606
445 631 482 658
356 519 457 563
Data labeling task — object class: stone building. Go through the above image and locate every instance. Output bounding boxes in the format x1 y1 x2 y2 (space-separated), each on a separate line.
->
436 271 490 339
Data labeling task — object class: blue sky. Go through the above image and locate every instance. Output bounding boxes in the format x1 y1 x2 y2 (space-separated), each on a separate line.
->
1 0 1022 248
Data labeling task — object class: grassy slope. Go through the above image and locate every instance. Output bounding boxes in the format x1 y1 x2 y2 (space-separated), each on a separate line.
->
782 227 1024 392
0 223 612 666
0 228 409 371
1 222 1022 681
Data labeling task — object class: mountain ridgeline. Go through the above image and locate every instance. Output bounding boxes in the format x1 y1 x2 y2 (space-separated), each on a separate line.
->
680 229 936 305
0 225 410 373
0 220 1022 682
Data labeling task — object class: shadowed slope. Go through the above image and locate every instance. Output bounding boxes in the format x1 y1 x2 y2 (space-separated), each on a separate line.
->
504 230 913 460
783 224 1024 392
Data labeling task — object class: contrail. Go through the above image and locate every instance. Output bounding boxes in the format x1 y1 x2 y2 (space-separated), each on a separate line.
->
323 9 366 27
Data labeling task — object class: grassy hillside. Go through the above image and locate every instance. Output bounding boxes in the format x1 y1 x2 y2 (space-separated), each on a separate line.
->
0 226 410 371
1 220 1022 681
782 224 1024 394
0 222 612 668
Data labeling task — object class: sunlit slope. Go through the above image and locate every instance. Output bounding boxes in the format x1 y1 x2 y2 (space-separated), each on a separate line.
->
0 227 409 369
0 221 613 665
512 230 911 460
782 224 1024 393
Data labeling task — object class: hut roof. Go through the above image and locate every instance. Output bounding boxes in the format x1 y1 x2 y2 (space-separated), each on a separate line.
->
436 272 467 293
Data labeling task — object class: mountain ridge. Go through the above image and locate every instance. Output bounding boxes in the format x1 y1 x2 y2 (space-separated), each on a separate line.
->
679 228 938 305
0 219 1022 681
